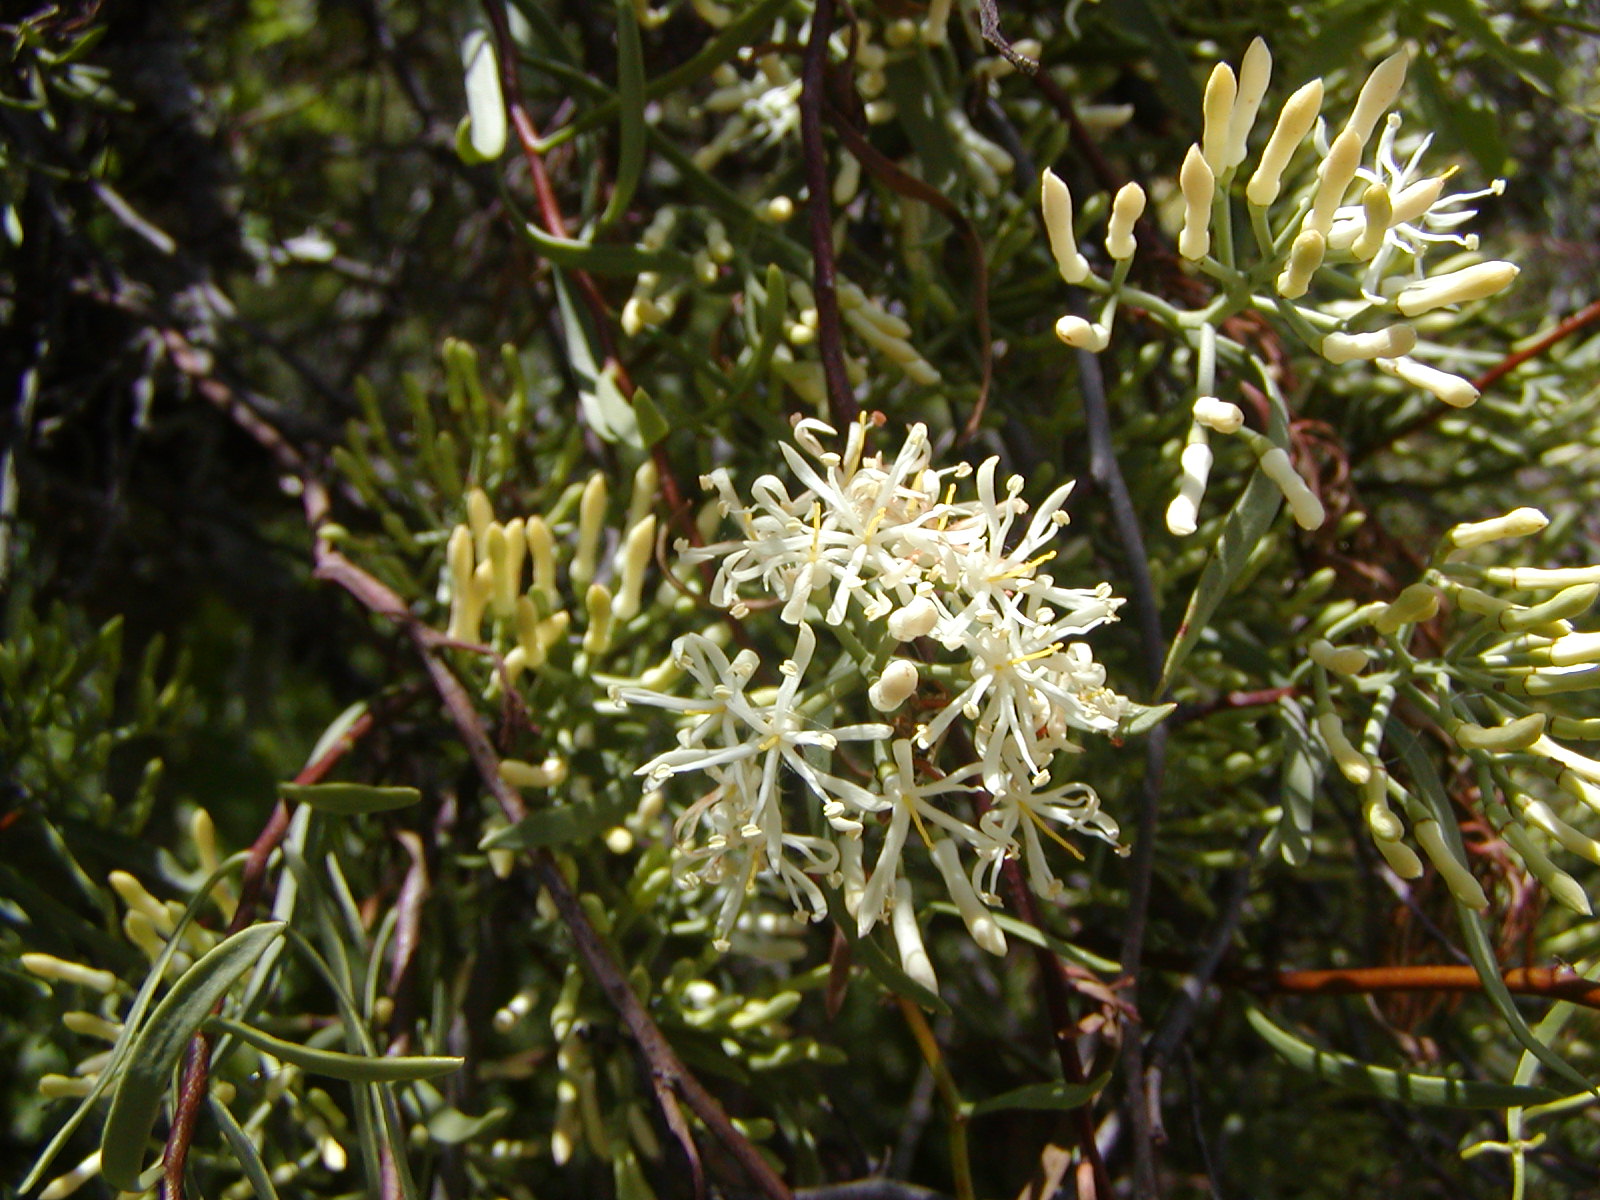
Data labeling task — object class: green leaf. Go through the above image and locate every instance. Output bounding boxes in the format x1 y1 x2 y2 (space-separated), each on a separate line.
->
823 891 949 1015
631 386 670 450
210 1095 281 1200
1246 1004 1564 1109
965 1070 1112 1117
522 221 690 276
1116 700 1174 739
1417 0 1560 95
280 781 422 815
480 802 614 850
1160 468 1284 693
208 1015 463 1082
100 922 287 1191
1411 54 1509 178
1267 693 1322 867
597 0 645 230
551 268 643 448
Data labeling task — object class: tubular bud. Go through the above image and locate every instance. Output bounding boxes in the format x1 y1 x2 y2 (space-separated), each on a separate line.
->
1276 228 1325 298
1308 638 1370 676
1374 356 1479 408
1450 712 1546 752
21 954 117 993
1363 770 1404 841
1041 169 1090 284
467 488 495 556
1447 507 1549 551
501 756 569 789
1412 819 1488 908
1343 48 1410 147
931 839 1006 955
1315 711 1371 784
1553 716 1600 741
1500 583 1599 633
1351 183 1394 260
571 473 609 589
890 878 937 994
869 659 921 712
1178 145 1215 260
1517 797 1600 866
1502 824 1590 915
612 515 656 621
1484 565 1600 591
1545 632 1600 667
1306 128 1363 236
1166 442 1213 537
1375 833 1425 879
1529 735 1600 785
1054 316 1110 351
1106 182 1146 260
1372 583 1439 634
1247 78 1323 206
1224 38 1272 169
583 582 615 656
1396 262 1519 316
1321 324 1416 364
1192 395 1244 434
1258 447 1325 529
1201 63 1238 175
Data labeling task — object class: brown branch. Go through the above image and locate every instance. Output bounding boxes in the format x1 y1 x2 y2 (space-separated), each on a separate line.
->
1243 963 1600 1011
799 0 857 429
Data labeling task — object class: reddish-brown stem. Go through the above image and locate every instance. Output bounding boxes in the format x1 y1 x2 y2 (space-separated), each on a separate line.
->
1247 963 1600 1011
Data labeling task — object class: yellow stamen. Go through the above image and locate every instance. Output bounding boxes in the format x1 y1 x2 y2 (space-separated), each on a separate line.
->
1006 644 1062 668
1022 803 1085 860
989 549 1057 583
905 796 935 851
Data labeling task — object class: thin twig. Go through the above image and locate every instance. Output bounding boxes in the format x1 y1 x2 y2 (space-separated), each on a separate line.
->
1241 963 1600 1011
799 0 857 428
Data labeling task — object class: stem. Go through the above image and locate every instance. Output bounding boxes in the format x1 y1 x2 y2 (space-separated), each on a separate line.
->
896 997 974 1200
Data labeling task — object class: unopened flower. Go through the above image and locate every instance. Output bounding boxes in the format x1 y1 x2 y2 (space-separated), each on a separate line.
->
1247 78 1323 206
1105 182 1145 260
1395 261 1519 316
1321 324 1415 364
1041 169 1090 283
1178 145 1215 260
1375 356 1479 408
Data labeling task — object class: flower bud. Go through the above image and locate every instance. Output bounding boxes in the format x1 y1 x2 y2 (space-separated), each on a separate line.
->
1247 78 1323 206
1224 38 1272 169
1502 664 1600 697
1553 716 1600 741
1500 583 1599 633
582 582 614 656
1372 583 1438 634
1412 819 1488 908
446 525 488 643
21 954 117 993
1192 395 1243 434
1450 712 1546 752
1166 442 1213 537
571 472 609 589
1548 632 1600 667
1105 182 1146 260
1389 174 1448 225
612 515 656 621
1351 182 1393 260
1517 796 1600 866
1054 316 1110 352
1362 770 1404 841
1343 48 1410 148
1447 507 1548 551
931 839 1006 955
890 878 937 994
1316 711 1371 784
1276 228 1325 298
888 595 940 641
1201 63 1238 175
1308 638 1370 676
1321 324 1416 364
1530 735 1600 785
869 659 921 712
1258 447 1324 530
1375 833 1424 879
1041 169 1090 284
501 756 569 789
1306 128 1363 236
467 487 495 556
1374 356 1479 408
1484 565 1600 591
1502 824 1590 915
1395 262 1519 316
1178 145 1215 260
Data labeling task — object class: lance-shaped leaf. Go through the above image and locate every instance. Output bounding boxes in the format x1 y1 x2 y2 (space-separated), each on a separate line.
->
208 1015 463 1082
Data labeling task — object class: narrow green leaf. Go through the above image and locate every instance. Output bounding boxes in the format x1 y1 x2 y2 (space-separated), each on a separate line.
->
928 903 1121 975
280 782 422 815
100 922 287 1191
597 0 646 229
1117 700 1175 739
966 1070 1112 1117
1160 468 1284 693
480 802 613 851
1268 693 1321 867
551 268 643 448
631 386 669 449
521 221 689 276
1246 1004 1563 1109
207 1015 463 1082
426 1104 511 1144
209 1095 281 1200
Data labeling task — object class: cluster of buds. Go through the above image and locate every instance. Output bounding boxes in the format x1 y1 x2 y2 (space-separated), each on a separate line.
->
1040 38 1514 538
1303 509 1600 913
619 416 1152 989
442 464 659 683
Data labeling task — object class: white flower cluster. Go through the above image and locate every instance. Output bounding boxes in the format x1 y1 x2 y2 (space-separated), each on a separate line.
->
618 418 1136 989
1040 38 1516 539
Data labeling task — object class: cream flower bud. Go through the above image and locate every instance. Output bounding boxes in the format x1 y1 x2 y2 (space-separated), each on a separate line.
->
1224 38 1272 169
1343 47 1410 148
1351 182 1394 260
1321 324 1416 364
1192 395 1243 434
611 515 656 621
525 515 559 604
1041 169 1090 284
1451 712 1546 752
467 487 495 556
582 582 614 656
1306 128 1363 236
1447 507 1548 551
1054 316 1110 352
1374 356 1479 408
1389 174 1449 225
501 756 569 789
1363 770 1404 841
1372 582 1439 634
1247 78 1323 206
1105 182 1146 260
1517 796 1600 866
1316 711 1371 784
446 525 488 643
888 595 940 641
1258 447 1324 529
1166 442 1213 536
1395 262 1519 316
1276 228 1325 298
21 954 117 993
891 878 937 994
627 458 658 531
1201 63 1238 175
570 472 609 588
1499 583 1599 633
1548 632 1600 667
930 839 1006 956
1309 638 1370 676
869 659 920 712
1502 825 1590 915
1413 818 1488 909
1178 145 1215 260
1485 565 1600 591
